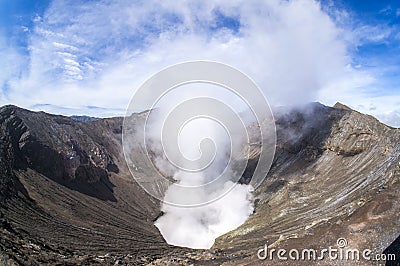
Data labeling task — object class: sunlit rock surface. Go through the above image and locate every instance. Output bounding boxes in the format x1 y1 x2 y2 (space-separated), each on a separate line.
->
0 103 399 265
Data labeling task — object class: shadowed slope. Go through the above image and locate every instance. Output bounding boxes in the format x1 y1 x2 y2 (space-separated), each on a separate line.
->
0 105 182 265
0 103 399 265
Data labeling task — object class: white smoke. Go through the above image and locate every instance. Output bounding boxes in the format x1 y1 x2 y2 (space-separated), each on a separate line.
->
155 181 254 249
144 83 258 249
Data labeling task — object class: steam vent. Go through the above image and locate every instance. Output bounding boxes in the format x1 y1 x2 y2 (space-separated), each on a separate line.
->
0 102 399 265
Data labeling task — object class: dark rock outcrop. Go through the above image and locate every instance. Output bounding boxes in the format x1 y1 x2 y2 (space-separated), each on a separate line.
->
0 103 399 265
0 105 178 265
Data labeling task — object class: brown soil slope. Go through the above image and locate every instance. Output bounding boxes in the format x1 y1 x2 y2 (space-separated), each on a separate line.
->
0 103 399 265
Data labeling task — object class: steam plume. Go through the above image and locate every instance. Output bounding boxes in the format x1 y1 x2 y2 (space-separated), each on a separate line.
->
122 62 275 249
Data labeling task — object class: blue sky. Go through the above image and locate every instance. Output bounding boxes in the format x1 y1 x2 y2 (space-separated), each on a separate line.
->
334 0 400 93
0 0 399 125
0 0 50 45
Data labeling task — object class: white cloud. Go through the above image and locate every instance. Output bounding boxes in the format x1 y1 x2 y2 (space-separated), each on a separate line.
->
379 5 392 15
0 32 27 106
1 1 345 110
352 25 393 44
1 0 398 120
377 110 400 128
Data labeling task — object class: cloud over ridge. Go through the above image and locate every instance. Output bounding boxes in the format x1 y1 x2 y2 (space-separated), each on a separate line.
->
1 0 352 113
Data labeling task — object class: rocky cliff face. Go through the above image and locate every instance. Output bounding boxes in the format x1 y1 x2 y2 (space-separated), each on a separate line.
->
211 103 400 265
0 106 178 265
0 103 399 265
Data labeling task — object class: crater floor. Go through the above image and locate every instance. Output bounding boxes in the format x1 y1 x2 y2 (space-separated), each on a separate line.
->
0 103 399 265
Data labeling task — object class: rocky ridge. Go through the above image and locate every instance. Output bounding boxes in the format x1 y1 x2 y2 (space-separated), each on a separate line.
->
0 103 399 265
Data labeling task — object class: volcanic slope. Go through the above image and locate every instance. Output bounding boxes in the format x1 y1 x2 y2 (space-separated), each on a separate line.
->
0 103 399 265
0 105 181 265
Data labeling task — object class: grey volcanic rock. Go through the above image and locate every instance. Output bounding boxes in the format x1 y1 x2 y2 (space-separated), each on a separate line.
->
209 103 400 264
0 105 180 265
0 103 399 265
